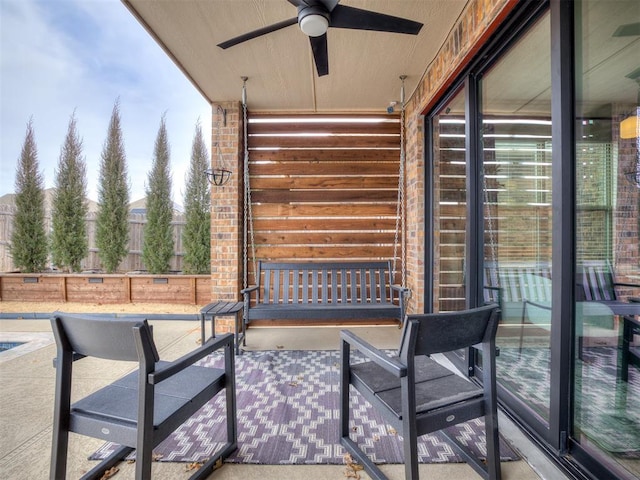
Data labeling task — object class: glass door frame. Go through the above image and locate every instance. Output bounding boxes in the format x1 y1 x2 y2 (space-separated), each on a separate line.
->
426 0 558 448
424 1 630 478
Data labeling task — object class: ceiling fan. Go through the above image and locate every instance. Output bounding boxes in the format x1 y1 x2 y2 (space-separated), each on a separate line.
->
217 0 423 77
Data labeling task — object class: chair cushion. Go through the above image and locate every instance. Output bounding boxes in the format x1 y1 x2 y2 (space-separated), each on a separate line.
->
350 355 450 393
350 355 482 419
72 362 226 427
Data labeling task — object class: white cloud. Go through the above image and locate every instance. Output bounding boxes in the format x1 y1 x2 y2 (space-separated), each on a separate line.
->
0 0 212 203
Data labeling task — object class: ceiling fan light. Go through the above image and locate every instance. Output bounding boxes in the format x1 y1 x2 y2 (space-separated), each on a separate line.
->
300 14 329 37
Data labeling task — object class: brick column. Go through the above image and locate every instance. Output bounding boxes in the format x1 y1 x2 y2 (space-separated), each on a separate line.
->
401 0 514 313
403 105 425 315
209 101 244 333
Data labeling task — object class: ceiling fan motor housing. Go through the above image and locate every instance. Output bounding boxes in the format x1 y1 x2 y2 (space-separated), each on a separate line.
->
298 5 330 37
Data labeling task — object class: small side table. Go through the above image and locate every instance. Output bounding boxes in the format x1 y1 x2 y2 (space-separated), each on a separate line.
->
200 301 245 355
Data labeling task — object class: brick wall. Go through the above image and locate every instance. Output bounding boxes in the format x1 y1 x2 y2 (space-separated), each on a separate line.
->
208 0 517 324
403 0 514 312
209 101 244 333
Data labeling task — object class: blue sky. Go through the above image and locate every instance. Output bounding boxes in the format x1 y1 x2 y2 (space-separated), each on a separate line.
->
0 0 212 203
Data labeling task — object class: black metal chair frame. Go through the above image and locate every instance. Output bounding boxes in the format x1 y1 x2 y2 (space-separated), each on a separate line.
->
50 312 237 480
340 304 502 480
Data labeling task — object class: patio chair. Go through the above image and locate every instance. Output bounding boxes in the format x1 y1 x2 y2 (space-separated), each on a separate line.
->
576 260 640 316
49 312 237 480
340 304 501 480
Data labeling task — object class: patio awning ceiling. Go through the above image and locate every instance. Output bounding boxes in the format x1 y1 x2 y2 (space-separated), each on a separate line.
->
122 0 467 112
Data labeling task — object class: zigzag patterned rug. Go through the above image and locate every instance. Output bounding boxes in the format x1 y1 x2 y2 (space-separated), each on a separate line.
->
92 350 519 465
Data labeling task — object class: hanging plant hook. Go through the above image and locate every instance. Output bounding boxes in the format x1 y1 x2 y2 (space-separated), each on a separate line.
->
205 104 232 186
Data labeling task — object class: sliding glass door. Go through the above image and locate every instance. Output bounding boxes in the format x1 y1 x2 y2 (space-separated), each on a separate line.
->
573 1 640 477
479 12 553 425
426 1 639 476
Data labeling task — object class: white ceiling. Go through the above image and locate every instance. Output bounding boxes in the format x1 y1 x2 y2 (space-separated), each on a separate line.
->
123 1 639 116
123 0 467 112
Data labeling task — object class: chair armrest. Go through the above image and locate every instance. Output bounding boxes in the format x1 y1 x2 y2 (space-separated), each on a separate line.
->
340 330 406 378
614 282 640 289
149 333 234 385
52 352 86 368
483 286 502 304
241 285 259 295
390 284 409 295
484 286 501 292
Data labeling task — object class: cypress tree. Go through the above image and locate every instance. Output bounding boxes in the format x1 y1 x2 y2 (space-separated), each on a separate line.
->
96 100 130 273
182 121 211 274
10 119 48 272
50 113 89 273
142 115 174 274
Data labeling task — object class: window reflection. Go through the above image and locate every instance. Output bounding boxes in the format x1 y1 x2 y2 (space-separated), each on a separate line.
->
574 1 640 476
480 13 553 423
433 89 466 313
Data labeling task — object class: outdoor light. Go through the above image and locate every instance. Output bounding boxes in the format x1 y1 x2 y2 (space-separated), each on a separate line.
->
620 109 639 139
620 77 640 140
299 12 329 37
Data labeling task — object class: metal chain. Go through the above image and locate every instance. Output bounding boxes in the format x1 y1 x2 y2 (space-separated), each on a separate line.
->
242 79 257 289
393 80 409 317
393 107 406 286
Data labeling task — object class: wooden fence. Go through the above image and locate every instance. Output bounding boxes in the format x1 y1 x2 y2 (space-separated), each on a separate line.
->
0 273 211 305
0 204 186 273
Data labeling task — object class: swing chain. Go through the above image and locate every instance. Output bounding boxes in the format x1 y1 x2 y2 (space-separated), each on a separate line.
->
242 77 257 290
393 78 407 294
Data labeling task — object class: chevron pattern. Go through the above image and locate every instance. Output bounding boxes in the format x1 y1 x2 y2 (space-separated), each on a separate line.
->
92 350 518 465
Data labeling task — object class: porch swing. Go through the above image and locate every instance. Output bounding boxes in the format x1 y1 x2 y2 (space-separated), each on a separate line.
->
240 77 410 327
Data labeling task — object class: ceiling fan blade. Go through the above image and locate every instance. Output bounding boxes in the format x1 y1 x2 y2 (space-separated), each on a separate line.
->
309 34 329 77
612 22 640 37
217 17 298 49
287 0 339 9
329 5 423 35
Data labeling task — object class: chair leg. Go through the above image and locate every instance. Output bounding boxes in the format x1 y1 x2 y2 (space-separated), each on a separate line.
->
79 446 133 480
402 416 419 480
485 413 502 480
135 441 153 480
339 340 389 480
519 302 527 355
49 427 69 480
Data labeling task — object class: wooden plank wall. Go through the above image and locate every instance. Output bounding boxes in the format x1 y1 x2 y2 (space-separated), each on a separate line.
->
0 274 211 305
246 113 403 283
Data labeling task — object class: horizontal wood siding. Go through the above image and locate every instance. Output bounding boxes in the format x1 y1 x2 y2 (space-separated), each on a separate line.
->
0 275 64 302
65 276 129 303
246 114 403 285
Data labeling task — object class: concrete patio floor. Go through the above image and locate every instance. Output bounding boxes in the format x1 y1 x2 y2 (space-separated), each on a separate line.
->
0 317 569 480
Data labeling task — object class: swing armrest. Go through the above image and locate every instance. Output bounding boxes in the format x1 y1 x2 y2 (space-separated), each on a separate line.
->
242 285 260 306
391 284 410 304
390 284 409 295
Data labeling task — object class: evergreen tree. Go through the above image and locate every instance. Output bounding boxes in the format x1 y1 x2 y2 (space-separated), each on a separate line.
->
96 100 130 273
10 119 48 272
182 121 211 274
142 115 174 274
50 113 89 272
